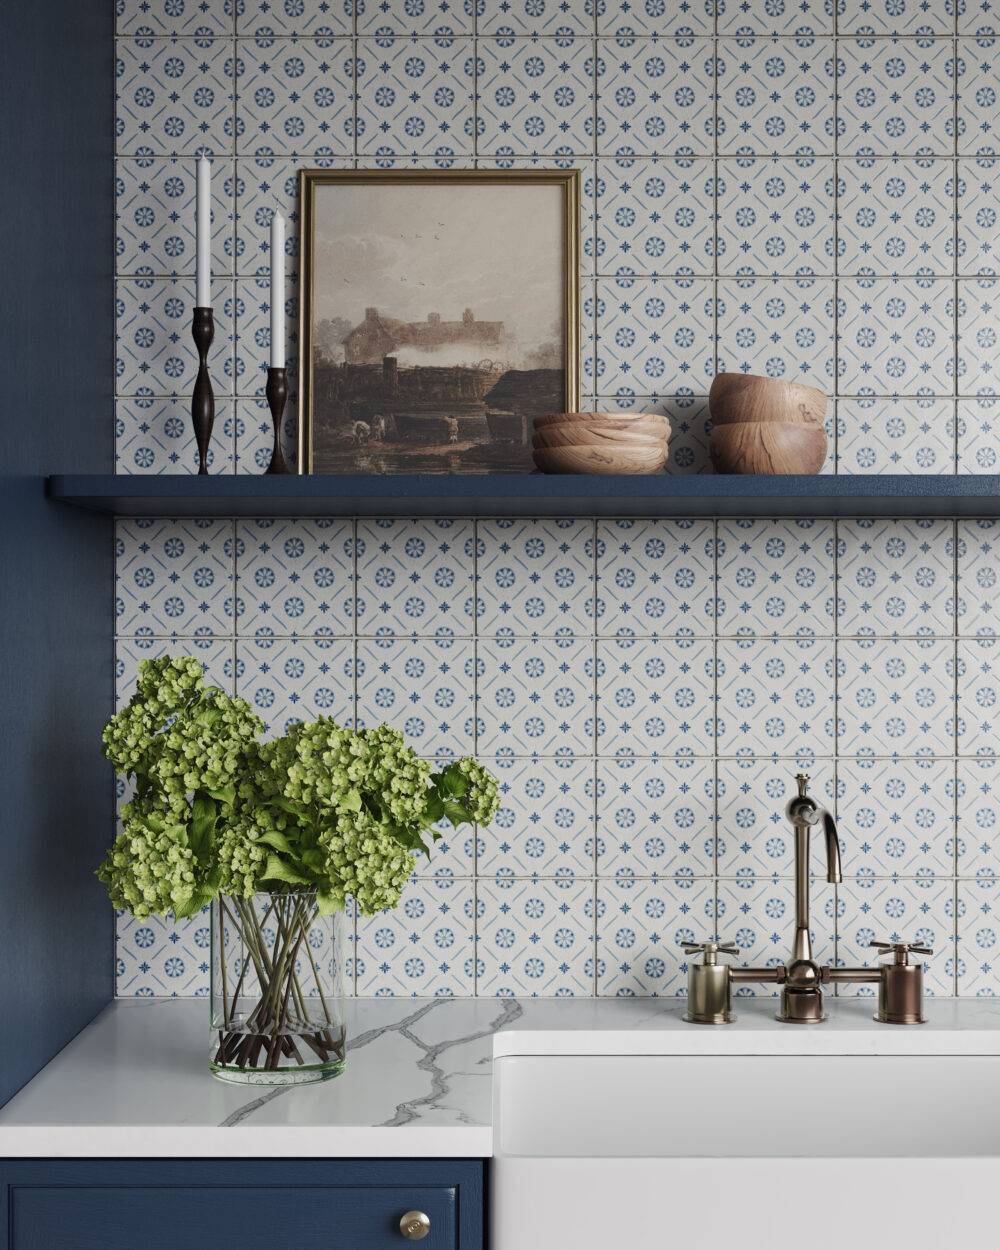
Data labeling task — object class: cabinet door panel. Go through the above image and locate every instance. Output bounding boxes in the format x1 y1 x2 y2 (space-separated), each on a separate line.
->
11 1185 456 1249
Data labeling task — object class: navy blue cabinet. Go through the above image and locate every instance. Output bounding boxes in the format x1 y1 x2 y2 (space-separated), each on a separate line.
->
0 1159 484 1250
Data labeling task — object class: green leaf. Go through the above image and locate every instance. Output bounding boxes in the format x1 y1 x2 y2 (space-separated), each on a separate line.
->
205 785 235 807
258 829 297 855
439 765 468 799
339 788 362 813
189 793 217 865
442 798 472 828
261 854 315 886
423 792 445 824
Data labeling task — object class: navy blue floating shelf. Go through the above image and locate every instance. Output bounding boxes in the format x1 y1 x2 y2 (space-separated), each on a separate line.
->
46 473 1000 518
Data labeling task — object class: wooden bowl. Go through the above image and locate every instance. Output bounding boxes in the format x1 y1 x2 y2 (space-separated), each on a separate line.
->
533 423 668 451
533 444 668 475
709 420 828 475
534 411 669 438
709 374 827 427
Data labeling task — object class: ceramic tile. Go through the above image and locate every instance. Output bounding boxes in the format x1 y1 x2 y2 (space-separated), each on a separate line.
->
836 877 955 996
233 274 299 394
716 878 835 992
116 907 213 996
116 636 235 704
592 395 715 474
235 636 355 734
837 757 956 878
355 635 475 755
595 277 716 396
596 38 715 157
836 158 956 277
717 0 833 33
480 757 595 875
477 877 596 995
597 877 715 996
595 157 715 277
957 37 1000 156
837 36 955 156
957 518 1000 636
116 157 234 276
957 757 1000 877
599 0 714 35
836 518 956 637
958 878 1000 994
597 757 716 875
116 36 234 156
477 636 595 756
119 0 234 35
957 158 1000 276
478 0 594 36
716 36 836 156
115 518 234 638
356 519 475 636
115 397 235 473
716 636 835 757
837 0 953 33
957 278 1000 393
716 519 836 637
716 758 835 876
957 396 1000 472
115 277 233 398
960 2 1000 35
715 277 835 391
353 34 475 157
957 637 1000 753
235 36 354 155
835 398 956 474
357 0 473 33
477 35 595 157
234 155 320 275
238 0 354 35
836 278 956 396
235 518 355 637
233 395 300 474
596 636 715 756
838 638 956 757
596 519 715 636
476 519 595 635
356 878 475 996
716 155 835 276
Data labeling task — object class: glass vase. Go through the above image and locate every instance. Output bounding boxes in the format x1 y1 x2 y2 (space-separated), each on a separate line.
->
210 891 348 1085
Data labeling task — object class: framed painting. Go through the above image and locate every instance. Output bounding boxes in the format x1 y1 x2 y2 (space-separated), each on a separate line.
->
297 168 580 474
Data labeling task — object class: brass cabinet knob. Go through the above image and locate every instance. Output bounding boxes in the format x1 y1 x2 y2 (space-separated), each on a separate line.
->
399 1210 431 1240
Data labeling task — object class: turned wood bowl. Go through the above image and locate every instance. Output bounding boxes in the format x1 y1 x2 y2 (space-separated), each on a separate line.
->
709 373 827 427
533 423 668 451
533 443 668 475
534 411 669 437
709 420 828 475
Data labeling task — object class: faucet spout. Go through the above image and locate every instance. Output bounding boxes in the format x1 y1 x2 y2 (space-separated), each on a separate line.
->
823 810 842 885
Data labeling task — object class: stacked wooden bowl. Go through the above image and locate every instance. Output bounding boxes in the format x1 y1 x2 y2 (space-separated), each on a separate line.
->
532 411 670 474
708 374 828 474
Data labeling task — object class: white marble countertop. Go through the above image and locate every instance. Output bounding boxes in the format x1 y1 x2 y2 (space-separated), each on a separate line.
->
0 996 998 1158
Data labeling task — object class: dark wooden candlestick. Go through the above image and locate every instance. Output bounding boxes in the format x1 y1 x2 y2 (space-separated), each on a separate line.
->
265 366 290 474
191 306 215 475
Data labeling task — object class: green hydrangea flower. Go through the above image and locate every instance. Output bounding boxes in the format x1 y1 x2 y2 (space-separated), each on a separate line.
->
97 809 199 920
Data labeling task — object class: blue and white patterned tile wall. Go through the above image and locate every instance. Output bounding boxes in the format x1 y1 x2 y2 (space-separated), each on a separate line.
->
114 0 1000 997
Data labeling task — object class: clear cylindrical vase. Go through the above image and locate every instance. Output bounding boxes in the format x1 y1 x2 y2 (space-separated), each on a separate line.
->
210 891 348 1085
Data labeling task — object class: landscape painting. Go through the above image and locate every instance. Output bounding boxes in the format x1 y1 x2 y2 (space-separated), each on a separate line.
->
298 170 580 474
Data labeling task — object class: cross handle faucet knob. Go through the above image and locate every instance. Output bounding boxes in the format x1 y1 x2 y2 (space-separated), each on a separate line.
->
870 940 933 965
683 941 740 966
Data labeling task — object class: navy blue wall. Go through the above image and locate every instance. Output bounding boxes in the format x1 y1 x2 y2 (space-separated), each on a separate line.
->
0 4 113 1104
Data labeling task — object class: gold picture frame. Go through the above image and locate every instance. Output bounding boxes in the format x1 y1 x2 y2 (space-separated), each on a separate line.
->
297 168 581 475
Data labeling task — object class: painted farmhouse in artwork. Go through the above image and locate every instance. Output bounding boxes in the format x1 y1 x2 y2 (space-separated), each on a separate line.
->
343 307 504 365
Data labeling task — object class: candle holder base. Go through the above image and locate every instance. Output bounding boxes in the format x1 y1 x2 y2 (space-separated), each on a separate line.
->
266 367 290 475
191 306 215 476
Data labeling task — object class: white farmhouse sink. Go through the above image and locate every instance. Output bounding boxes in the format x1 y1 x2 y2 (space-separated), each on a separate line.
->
491 1001 1000 1250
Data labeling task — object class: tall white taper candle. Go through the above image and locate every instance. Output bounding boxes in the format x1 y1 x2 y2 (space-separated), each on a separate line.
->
270 211 285 368
196 156 211 308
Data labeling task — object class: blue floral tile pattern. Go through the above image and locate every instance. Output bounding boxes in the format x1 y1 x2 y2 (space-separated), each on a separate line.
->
357 519 474 636
716 36 835 156
837 37 955 157
717 879 835 991
716 277 835 390
596 519 715 636
837 518 955 636
235 155 318 276
595 277 715 396
356 878 474 996
716 637 835 757
958 397 1000 473
234 274 299 393
594 395 715 474
597 757 715 875
597 877 714 996
116 397 235 473
235 37 353 155
957 37 1000 156
836 159 955 277
961 2 1000 36
957 638 1000 753
116 36 234 156
356 636 475 755
478 636 595 756
357 0 473 34
837 757 956 878
957 278 1000 393
957 757 1000 876
116 518 234 638
836 878 955 996
236 518 355 637
957 878 1000 995
478 0 594 36
597 636 715 756
476 519 595 635
716 0 833 35
716 758 834 876
595 157 716 277
116 157 234 276
836 398 955 474
599 0 713 36
118 0 235 36
596 38 715 157
477 36 594 157
957 158 1000 276
716 156 835 277
477 877 595 995
838 0 954 35
715 518 835 637
117 907 213 995
238 0 355 35
958 519 1000 637
479 757 596 875
116 277 233 397
836 278 955 396
236 636 355 735
838 638 956 757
